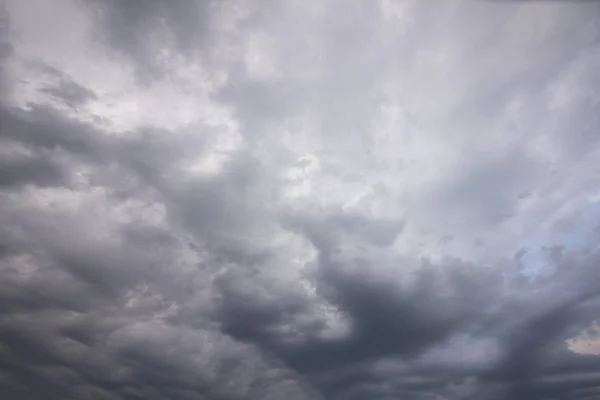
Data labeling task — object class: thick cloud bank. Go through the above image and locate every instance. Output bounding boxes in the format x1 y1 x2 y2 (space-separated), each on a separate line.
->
1 1 600 399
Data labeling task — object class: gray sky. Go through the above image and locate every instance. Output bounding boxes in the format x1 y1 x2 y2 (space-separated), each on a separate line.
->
1 1 600 399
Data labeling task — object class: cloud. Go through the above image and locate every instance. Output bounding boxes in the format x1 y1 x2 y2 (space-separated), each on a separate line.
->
567 321 600 356
1 0 600 399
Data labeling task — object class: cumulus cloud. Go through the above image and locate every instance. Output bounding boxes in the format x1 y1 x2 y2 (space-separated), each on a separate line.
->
1 0 600 399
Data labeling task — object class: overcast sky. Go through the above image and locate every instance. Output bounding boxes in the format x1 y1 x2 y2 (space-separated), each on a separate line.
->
1 0 600 399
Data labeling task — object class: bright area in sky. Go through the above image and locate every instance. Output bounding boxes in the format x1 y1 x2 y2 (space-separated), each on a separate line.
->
1 1 600 399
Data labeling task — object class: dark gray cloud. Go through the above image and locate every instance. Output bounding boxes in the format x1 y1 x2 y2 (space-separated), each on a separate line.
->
39 80 97 110
1 1 600 399
0 151 66 188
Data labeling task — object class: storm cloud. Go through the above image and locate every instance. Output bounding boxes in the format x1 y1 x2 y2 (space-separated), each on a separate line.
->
1 0 600 399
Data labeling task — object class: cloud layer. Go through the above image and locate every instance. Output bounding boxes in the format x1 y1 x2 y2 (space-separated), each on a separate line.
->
1 1 600 399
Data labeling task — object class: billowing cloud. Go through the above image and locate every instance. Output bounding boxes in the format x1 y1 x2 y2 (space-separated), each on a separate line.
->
1 0 600 399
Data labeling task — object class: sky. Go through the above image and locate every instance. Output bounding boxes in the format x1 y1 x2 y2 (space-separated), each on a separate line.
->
0 0 600 399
